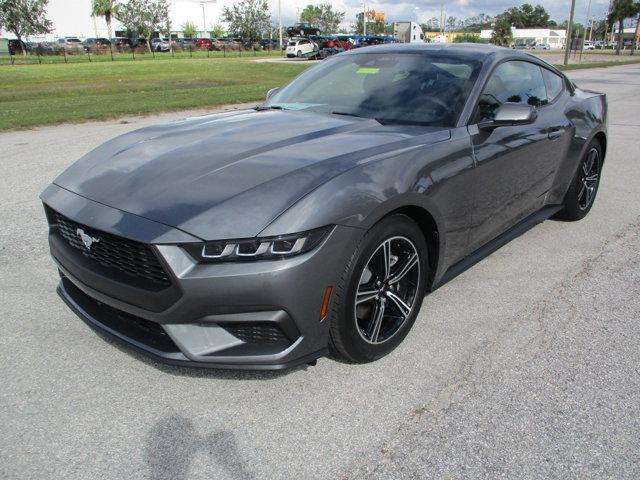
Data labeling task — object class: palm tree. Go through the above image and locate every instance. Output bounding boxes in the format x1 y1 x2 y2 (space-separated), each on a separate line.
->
91 0 115 41
631 3 640 55
609 0 637 54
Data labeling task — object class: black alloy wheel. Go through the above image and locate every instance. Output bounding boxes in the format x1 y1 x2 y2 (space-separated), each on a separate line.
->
354 236 420 344
578 147 600 211
556 139 603 221
329 214 428 363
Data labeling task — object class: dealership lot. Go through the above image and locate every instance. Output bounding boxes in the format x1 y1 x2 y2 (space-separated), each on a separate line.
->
1 64 639 479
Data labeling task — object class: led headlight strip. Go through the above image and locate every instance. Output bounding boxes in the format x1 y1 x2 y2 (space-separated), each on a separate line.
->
182 226 332 263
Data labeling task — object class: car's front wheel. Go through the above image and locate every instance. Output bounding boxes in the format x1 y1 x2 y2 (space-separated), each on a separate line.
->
556 139 603 221
329 215 428 363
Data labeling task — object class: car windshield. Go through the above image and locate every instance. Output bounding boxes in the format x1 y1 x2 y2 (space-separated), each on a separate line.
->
265 52 482 127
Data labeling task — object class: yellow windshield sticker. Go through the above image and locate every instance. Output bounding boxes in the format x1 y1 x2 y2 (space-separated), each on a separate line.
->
357 67 380 74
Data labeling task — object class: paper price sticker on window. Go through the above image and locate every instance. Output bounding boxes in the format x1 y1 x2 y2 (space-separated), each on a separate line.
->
357 67 380 74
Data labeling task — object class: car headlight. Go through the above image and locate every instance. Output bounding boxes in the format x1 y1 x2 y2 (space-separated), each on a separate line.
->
182 226 333 263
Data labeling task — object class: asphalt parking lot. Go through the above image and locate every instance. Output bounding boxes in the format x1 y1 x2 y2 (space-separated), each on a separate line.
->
1 64 639 480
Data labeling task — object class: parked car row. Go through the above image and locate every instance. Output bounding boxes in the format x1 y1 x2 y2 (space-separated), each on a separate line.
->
513 42 551 50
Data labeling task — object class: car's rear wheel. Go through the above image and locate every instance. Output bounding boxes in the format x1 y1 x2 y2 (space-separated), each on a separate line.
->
296 50 302 57
556 139 603 221
329 215 428 363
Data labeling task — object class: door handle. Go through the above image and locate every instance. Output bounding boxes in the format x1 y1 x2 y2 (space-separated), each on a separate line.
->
547 128 563 140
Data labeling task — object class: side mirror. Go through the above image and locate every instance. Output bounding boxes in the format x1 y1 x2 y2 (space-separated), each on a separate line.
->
479 102 538 130
266 87 280 100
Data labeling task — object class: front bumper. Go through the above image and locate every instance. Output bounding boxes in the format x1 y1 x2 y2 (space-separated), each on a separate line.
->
43 186 362 370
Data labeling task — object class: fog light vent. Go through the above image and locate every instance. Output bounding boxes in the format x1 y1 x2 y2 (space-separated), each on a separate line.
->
221 322 288 344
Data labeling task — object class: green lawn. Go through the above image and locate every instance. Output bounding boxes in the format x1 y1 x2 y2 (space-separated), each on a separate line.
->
0 57 309 129
555 58 640 71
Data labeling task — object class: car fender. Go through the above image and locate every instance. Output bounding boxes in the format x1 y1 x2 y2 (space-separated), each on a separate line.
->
259 129 476 277
547 91 607 204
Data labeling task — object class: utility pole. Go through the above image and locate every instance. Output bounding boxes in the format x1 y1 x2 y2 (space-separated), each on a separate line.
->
563 0 576 66
580 0 592 62
278 0 283 50
363 1 367 36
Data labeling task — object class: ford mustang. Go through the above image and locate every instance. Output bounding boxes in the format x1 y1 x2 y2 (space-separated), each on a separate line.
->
41 44 607 369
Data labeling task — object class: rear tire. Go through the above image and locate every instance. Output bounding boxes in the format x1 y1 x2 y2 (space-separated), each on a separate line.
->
296 50 302 57
329 215 428 363
555 139 603 221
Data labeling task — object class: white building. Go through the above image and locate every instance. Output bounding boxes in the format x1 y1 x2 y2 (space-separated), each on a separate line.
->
480 27 567 48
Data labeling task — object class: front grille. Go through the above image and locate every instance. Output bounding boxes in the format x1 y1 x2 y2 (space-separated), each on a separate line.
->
62 277 179 353
222 323 289 344
50 209 171 289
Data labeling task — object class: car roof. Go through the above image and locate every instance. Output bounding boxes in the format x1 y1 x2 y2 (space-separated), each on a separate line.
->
344 43 562 70
344 42 530 60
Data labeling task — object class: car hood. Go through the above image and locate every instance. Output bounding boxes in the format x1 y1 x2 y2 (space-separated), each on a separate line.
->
53 109 449 240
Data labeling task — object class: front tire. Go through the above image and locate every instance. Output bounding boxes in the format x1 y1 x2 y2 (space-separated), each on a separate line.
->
556 139 603 221
329 215 428 363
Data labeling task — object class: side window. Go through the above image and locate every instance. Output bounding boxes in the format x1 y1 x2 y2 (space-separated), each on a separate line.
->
476 61 548 121
542 68 564 102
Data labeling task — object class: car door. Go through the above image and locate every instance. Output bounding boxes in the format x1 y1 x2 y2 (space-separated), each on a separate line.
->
466 60 558 251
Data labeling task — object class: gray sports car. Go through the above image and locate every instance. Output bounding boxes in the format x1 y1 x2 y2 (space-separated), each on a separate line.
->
41 44 607 369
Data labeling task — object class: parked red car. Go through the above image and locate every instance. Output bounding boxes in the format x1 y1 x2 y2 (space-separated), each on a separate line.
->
194 38 213 50
327 38 353 50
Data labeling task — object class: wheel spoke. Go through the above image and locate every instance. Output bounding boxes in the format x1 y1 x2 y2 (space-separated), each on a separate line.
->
356 289 378 305
586 173 599 183
388 253 418 285
584 149 596 175
586 186 595 206
382 240 392 279
368 299 385 343
386 291 411 319
578 182 587 205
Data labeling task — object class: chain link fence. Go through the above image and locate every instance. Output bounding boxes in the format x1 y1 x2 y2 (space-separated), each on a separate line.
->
1 42 285 66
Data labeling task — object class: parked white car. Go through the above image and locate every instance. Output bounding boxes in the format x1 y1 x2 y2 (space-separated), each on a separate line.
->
532 43 550 50
286 38 317 58
584 41 595 50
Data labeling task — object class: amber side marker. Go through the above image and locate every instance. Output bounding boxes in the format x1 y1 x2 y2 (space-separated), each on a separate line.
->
320 286 333 322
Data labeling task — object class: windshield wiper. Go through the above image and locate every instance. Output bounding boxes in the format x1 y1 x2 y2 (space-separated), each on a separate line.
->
375 118 433 127
255 105 285 111
331 111 382 124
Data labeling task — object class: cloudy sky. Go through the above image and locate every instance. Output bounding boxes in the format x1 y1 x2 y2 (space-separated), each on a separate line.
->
2 0 613 38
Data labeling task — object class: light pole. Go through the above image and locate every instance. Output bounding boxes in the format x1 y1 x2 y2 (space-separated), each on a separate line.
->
201 2 206 36
195 0 216 37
